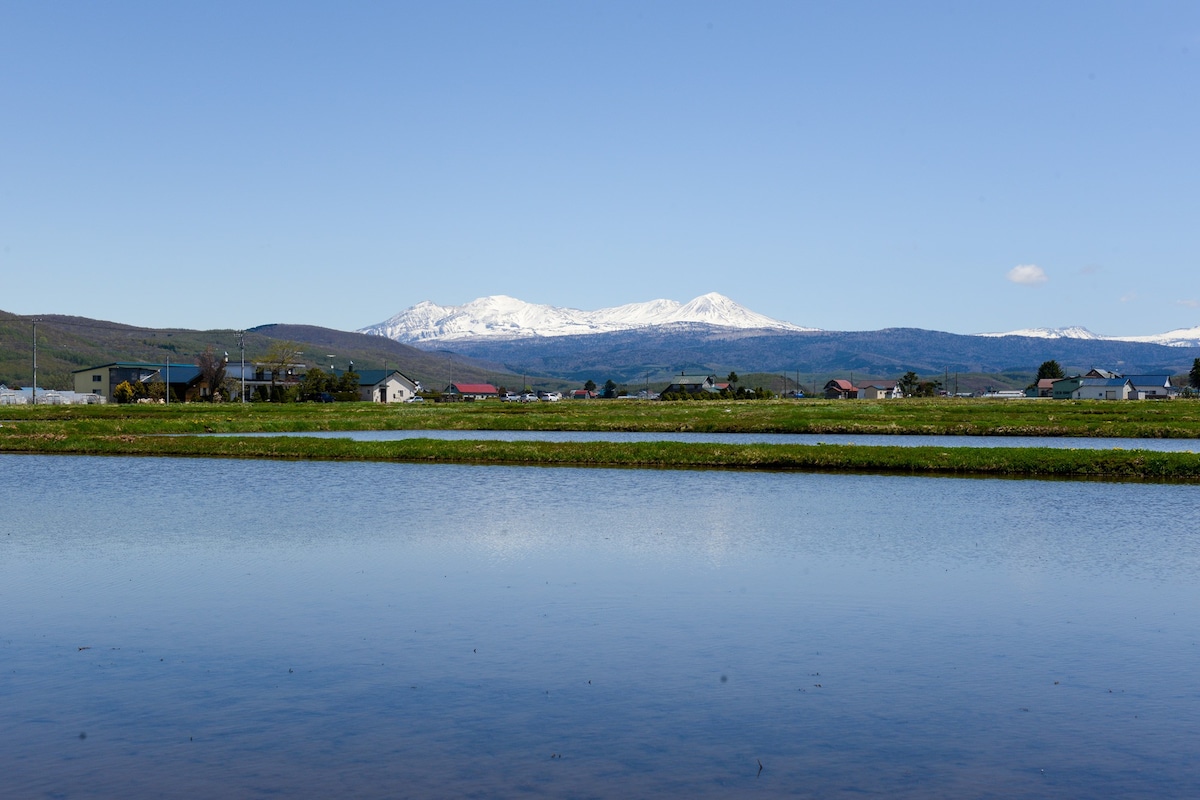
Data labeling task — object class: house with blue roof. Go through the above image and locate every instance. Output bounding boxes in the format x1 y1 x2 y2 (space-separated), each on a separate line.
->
1052 376 1134 400
331 368 421 403
1125 375 1176 399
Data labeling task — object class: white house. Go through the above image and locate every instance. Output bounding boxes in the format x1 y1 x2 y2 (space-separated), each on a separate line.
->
857 380 901 400
1070 377 1134 400
1125 375 1175 400
354 369 421 403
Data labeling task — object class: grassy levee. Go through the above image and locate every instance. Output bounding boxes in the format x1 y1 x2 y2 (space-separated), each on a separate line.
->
2 399 1200 481
4 397 1200 437
0 432 1198 481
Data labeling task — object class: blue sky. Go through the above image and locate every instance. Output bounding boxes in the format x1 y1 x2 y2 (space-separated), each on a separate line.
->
2 1 1197 336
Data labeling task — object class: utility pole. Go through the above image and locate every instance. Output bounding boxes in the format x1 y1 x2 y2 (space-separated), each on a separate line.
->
238 331 246 403
31 319 38 405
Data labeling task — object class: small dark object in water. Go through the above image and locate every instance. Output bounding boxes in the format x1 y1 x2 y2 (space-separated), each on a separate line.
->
757 759 763 775
79 732 86 740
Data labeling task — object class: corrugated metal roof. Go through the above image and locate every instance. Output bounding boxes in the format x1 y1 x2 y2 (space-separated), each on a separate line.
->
1077 378 1129 387
449 383 498 394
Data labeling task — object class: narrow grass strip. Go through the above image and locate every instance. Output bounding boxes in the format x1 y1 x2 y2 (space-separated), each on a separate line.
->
3 433 1199 482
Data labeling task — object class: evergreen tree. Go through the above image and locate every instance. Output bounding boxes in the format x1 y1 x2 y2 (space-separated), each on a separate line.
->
1036 360 1065 381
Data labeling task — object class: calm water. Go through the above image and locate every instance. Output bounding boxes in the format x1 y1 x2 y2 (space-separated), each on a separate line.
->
211 429 1200 451
3 454 1199 798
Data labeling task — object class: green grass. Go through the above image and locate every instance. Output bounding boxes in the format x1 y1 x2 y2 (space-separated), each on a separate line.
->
5 396 1200 437
0 431 1197 481
3 399 1200 481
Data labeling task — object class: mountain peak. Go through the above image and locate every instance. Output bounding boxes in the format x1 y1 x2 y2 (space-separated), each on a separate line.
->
360 293 816 344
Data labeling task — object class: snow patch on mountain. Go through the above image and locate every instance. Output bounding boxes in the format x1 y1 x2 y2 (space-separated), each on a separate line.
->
360 293 817 344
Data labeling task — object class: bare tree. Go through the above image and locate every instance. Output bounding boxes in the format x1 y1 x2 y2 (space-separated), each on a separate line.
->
262 340 304 400
196 347 228 402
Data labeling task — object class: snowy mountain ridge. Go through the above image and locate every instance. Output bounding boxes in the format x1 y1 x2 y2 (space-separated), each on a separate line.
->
979 325 1200 348
360 292 817 344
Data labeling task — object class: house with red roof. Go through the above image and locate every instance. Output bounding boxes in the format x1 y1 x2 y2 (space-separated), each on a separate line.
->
444 382 499 400
823 379 858 399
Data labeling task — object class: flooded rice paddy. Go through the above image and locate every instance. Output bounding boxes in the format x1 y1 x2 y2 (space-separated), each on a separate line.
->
2 454 1198 798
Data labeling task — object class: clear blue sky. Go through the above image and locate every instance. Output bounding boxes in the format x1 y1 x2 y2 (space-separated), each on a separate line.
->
2 1 1197 336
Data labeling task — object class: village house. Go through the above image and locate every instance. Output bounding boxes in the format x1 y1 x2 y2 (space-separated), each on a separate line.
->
443 382 499 400
1125 374 1175 400
857 380 902 400
332 368 421 402
823 379 858 399
1053 376 1134 400
1050 370 1176 401
661 375 723 396
73 362 203 402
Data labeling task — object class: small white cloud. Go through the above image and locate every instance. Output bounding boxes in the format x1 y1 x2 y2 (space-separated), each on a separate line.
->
1007 264 1048 286
1120 292 1137 303
1177 298 1200 308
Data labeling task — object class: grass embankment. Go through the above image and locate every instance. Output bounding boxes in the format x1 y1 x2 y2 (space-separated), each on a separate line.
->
5 396 1200 437
1 432 1198 481
3 400 1200 481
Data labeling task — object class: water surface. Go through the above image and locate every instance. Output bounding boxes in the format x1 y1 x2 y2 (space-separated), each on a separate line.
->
3 454 1198 798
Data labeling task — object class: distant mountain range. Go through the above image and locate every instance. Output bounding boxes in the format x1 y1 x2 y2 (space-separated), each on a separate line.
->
356 294 1200 384
979 325 1200 348
359 292 816 343
363 293 1200 350
5 297 1199 392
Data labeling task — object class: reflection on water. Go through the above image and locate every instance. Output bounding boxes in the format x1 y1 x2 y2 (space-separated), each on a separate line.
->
210 428 1200 451
3 454 1199 798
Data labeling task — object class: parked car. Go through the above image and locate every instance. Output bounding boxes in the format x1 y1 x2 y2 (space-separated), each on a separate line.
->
501 392 520 402
405 396 424 403
537 391 562 401
520 393 539 402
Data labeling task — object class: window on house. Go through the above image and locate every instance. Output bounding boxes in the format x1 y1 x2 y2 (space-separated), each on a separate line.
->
93 375 102 382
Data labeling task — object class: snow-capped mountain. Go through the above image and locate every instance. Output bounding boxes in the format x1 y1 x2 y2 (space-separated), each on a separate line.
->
978 325 1200 348
1109 326 1200 348
977 326 1106 341
360 292 816 344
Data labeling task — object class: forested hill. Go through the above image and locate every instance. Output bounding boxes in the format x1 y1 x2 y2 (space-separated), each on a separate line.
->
0 311 507 390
